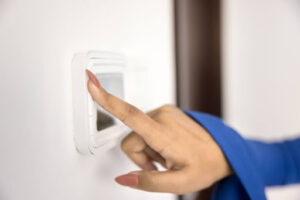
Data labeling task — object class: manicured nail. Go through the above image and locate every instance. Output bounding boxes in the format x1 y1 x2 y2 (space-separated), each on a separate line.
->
115 173 138 187
86 69 101 88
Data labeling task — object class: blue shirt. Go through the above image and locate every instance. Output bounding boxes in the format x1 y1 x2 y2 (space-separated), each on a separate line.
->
185 111 300 200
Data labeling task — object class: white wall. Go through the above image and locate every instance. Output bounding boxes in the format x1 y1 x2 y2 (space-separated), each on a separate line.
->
0 0 175 199
222 0 300 199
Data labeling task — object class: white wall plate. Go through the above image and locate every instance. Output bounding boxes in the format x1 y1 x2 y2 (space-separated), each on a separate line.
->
71 51 129 155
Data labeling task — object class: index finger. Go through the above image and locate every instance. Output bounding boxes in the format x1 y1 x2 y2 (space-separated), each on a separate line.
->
86 70 164 147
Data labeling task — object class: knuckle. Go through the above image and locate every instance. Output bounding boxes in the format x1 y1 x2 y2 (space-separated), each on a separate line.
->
120 136 131 152
121 133 145 153
160 104 175 111
120 105 138 122
154 112 169 121
127 105 138 115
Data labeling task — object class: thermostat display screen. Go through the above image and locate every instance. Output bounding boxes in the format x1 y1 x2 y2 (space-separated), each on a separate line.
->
95 73 124 99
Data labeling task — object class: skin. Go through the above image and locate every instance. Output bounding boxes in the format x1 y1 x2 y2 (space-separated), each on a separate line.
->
86 70 232 195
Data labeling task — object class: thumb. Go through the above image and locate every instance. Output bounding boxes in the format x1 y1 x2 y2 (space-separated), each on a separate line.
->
115 170 190 194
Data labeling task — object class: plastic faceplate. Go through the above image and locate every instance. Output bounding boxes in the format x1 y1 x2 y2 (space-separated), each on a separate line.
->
71 51 129 155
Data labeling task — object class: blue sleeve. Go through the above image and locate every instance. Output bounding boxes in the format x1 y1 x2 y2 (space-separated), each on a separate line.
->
184 111 300 200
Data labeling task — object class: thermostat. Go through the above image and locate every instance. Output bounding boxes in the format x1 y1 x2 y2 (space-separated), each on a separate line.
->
71 51 129 155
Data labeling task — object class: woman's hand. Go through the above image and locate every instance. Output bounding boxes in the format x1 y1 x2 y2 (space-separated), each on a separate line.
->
86 70 232 194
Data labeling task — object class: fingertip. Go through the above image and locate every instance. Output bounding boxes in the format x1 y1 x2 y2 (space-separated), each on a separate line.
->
87 80 99 97
86 69 101 88
87 79 97 91
87 80 106 106
115 173 139 188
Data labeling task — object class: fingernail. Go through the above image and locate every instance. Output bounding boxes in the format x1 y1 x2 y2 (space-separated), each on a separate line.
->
86 69 101 88
115 173 138 187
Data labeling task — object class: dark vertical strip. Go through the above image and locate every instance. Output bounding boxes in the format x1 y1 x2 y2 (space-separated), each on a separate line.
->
174 0 181 108
174 0 222 117
174 0 222 199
